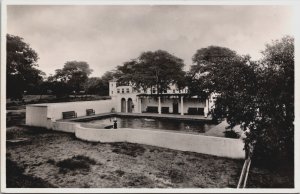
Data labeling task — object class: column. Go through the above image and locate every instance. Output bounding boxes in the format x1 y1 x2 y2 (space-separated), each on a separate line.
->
204 99 209 118
139 98 142 113
125 99 128 113
137 97 142 113
158 96 161 114
180 96 184 115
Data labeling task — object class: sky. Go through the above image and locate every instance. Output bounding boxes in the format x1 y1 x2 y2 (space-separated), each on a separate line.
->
7 5 294 77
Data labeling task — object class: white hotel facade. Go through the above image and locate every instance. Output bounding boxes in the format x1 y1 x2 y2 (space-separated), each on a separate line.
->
109 79 216 117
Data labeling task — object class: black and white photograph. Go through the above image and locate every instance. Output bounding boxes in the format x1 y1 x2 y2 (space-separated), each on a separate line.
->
0 0 298 192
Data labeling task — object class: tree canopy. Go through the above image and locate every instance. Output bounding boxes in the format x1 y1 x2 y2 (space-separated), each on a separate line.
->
48 61 93 96
188 37 294 164
84 71 115 95
116 50 186 94
253 36 294 163
7 34 45 99
187 46 241 99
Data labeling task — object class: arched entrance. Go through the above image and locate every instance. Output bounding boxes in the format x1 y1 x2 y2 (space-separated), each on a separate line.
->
121 98 126 112
127 98 133 113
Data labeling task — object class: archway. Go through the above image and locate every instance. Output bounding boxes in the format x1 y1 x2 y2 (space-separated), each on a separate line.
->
121 98 126 112
127 98 133 113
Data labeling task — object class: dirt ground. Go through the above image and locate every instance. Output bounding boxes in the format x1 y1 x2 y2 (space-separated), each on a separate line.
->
5 103 294 188
6 126 244 188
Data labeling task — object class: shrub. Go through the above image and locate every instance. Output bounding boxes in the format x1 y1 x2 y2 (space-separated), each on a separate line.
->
224 130 240 139
115 169 125 177
56 155 96 172
46 159 56 165
111 142 145 157
6 158 55 188
168 169 185 183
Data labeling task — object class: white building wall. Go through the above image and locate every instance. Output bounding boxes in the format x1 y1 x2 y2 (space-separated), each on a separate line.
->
115 93 139 113
109 81 117 97
140 97 206 114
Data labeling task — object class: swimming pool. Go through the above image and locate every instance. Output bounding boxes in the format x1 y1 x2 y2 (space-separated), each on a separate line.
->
78 116 216 134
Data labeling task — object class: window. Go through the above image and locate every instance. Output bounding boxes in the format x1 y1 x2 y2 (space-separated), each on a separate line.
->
111 91 113 94
173 90 175 93
126 88 130 93
152 89 156 93
122 89 124 93
117 89 120 93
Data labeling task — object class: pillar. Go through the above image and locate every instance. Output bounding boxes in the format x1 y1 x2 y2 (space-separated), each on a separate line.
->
125 99 128 113
204 99 209 118
158 96 161 114
137 97 142 113
180 96 184 115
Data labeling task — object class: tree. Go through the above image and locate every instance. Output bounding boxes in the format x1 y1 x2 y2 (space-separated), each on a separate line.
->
189 37 294 166
83 77 102 95
6 34 45 100
253 36 294 164
117 50 186 94
187 46 241 100
50 61 93 95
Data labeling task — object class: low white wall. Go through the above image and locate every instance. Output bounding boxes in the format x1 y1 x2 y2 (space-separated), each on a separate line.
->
52 121 79 133
26 100 115 128
26 113 245 159
75 125 245 159
46 100 114 120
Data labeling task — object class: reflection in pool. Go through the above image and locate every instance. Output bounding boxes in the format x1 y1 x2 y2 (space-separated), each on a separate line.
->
83 116 216 134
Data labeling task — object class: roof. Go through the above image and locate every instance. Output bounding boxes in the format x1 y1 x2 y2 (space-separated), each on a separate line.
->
137 93 192 97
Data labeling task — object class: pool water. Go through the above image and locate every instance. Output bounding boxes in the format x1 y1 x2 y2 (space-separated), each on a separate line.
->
84 116 216 134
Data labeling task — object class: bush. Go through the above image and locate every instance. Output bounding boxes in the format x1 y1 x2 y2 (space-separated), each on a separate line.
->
224 130 240 139
6 158 55 188
168 169 185 183
56 155 96 172
111 142 146 157
46 159 56 165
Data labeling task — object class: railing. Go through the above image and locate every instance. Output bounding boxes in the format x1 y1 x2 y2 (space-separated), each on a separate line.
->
237 158 252 188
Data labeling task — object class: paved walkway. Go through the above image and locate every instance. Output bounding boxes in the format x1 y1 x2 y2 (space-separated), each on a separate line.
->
118 112 212 121
205 120 245 138
66 112 213 122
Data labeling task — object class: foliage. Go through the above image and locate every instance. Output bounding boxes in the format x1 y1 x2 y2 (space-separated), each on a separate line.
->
48 61 93 96
189 37 294 163
253 36 294 164
83 71 115 95
6 158 56 188
223 130 240 139
111 142 146 157
187 46 241 100
116 50 186 94
56 155 96 172
7 34 45 100
83 77 102 94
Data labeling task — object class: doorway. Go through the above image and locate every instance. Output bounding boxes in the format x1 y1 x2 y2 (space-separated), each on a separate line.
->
127 98 133 113
121 98 126 112
173 102 178 114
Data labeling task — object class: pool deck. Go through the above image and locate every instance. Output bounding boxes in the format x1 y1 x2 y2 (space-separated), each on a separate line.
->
65 112 213 122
